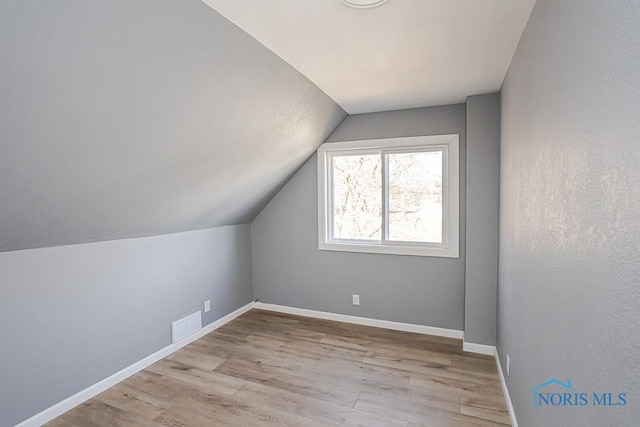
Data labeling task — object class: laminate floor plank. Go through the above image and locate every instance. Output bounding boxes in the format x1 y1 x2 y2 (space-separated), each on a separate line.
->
48 400 162 427
92 383 172 421
459 404 511 425
411 364 502 386
409 372 505 398
214 357 362 407
165 347 226 371
146 359 245 396
232 348 411 391
45 309 510 426
451 354 500 373
153 390 328 427
353 391 460 425
233 381 408 427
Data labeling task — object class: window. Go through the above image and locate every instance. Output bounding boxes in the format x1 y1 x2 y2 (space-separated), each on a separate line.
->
317 134 459 257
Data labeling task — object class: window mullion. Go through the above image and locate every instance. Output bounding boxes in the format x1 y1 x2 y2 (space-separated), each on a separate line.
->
327 154 335 242
381 152 389 243
441 147 449 248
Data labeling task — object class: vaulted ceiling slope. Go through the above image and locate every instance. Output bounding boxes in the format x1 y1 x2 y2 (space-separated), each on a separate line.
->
0 0 346 252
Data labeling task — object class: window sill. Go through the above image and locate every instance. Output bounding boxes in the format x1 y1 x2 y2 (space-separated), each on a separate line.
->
318 241 459 258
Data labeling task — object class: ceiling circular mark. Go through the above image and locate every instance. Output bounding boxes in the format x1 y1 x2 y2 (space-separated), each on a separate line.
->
340 0 389 9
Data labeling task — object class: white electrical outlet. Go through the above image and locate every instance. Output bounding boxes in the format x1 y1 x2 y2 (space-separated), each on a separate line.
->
352 294 360 306
204 300 211 313
506 354 511 376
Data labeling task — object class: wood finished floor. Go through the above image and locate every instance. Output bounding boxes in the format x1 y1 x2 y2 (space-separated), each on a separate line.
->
46 309 510 426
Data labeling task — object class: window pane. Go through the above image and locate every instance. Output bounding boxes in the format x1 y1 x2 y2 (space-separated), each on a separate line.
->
388 151 443 243
332 154 382 240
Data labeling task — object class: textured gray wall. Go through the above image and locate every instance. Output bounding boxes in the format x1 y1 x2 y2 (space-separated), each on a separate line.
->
0 0 345 252
0 225 253 426
464 94 500 346
252 105 467 330
498 1 640 426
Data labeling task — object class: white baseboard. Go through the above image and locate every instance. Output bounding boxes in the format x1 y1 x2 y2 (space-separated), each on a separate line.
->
463 341 496 355
495 350 518 427
254 302 464 339
16 301 254 427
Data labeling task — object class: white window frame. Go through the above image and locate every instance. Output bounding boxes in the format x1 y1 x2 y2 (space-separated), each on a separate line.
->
317 134 459 258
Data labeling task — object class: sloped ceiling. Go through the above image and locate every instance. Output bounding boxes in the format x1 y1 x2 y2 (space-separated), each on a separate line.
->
0 0 346 251
204 0 536 114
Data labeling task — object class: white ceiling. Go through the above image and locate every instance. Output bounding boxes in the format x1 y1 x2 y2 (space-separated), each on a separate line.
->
202 0 536 114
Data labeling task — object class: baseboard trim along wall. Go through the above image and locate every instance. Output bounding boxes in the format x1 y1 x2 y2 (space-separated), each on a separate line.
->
254 302 465 339
495 350 519 427
15 301 255 427
462 341 496 355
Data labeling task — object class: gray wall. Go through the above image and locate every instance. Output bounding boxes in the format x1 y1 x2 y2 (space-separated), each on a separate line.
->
464 94 500 346
0 0 345 252
498 1 640 426
252 105 467 330
0 225 253 426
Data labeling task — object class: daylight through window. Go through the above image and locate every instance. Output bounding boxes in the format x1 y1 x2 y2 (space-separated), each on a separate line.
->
318 135 459 257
